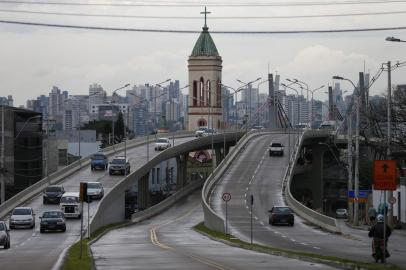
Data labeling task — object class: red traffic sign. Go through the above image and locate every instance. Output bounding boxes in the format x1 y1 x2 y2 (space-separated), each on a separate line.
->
222 192 231 202
373 160 397 190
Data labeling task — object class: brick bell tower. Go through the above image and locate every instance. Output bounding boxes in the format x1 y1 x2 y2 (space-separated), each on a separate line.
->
188 7 223 131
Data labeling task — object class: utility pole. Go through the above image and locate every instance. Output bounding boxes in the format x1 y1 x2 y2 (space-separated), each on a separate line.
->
353 72 363 226
1 105 5 203
387 61 394 227
347 114 353 221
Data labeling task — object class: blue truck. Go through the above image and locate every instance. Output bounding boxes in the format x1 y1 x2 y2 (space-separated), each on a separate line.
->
90 153 108 170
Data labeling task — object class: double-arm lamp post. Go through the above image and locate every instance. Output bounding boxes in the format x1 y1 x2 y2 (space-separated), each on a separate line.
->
333 75 360 226
236 77 262 129
154 79 171 130
111 84 131 148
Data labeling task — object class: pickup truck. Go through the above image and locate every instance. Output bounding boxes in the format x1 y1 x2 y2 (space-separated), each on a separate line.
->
269 143 284 156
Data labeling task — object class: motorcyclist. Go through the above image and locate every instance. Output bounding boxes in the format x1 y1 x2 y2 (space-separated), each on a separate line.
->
368 214 392 263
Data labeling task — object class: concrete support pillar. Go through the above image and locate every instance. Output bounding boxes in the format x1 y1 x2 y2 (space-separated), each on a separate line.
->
292 144 325 211
225 144 231 157
137 173 150 210
176 153 188 189
215 148 223 166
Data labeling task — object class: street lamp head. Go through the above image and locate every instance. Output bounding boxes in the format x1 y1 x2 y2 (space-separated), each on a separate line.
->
280 83 287 87
236 79 244 84
255 77 262 81
332 75 344 80
124 83 130 87
386 36 400 42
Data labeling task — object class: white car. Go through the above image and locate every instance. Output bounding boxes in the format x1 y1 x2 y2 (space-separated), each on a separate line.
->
9 207 35 229
202 128 217 137
87 182 104 200
155 138 171 151
60 192 81 218
195 126 208 137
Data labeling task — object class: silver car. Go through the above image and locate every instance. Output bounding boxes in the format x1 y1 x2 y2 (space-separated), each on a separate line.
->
9 207 35 229
335 208 348 219
0 221 10 249
87 182 104 200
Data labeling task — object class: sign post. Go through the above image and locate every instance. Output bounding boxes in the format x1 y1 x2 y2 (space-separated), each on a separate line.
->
373 160 397 264
250 194 254 244
222 192 231 235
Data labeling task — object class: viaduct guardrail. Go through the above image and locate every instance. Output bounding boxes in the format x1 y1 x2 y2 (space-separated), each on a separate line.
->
0 131 194 219
283 130 341 233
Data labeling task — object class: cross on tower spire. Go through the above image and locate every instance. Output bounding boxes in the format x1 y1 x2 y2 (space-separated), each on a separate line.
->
200 6 211 30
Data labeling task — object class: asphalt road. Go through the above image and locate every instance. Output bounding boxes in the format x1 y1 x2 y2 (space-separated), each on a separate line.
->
91 190 337 270
210 133 406 266
0 137 193 270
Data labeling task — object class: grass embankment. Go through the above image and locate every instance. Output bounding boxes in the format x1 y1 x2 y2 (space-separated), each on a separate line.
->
194 222 405 270
63 221 128 270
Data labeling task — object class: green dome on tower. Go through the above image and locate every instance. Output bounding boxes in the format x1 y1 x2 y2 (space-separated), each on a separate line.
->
191 25 219 57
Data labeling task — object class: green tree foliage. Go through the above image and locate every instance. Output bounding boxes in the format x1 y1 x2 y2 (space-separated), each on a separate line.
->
114 112 125 143
82 120 112 148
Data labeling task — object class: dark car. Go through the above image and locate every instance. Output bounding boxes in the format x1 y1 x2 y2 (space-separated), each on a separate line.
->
90 153 108 170
43 185 65 204
268 206 294 226
0 221 10 249
40 210 66 233
109 156 130 175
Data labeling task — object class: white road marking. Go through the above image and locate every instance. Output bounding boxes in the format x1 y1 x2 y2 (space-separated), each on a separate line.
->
281 235 287 238
290 239 296 242
313 247 321 250
301 242 308 246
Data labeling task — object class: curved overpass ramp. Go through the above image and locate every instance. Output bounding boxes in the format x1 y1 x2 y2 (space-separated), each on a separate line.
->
204 130 406 265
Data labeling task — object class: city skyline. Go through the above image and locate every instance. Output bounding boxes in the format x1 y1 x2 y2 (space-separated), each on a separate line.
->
1 1 406 106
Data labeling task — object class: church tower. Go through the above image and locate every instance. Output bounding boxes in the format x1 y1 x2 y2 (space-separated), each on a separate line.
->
188 8 223 131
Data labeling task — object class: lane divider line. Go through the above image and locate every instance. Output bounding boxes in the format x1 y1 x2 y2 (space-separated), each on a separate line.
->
148 205 234 270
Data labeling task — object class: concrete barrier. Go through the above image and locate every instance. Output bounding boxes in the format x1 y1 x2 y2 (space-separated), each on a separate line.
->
0 131 194 219
283 130 340 233
89 131 247 235
131 179 204 224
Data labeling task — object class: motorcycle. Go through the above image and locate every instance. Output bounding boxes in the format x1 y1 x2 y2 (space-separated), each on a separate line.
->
372 238 390 263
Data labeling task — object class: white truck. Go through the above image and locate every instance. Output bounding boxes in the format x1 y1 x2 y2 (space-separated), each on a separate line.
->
269 143 284 156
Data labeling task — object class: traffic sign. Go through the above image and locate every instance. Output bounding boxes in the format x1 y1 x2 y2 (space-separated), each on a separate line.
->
373 160 397 190
348 190 372 198
389 197 397 204
222 192 231 202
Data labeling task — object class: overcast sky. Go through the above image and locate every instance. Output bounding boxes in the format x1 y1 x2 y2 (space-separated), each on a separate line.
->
1 0 406 107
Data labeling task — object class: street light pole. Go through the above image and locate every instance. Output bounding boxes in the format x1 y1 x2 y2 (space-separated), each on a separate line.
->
237 77 262 129
333 75 360 226
281 83 300 145
154 79 171 130
111 83 130 150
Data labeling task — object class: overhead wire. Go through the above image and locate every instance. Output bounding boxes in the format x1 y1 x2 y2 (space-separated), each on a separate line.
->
2 19 406 34
2 8 406 19
1 0 406 7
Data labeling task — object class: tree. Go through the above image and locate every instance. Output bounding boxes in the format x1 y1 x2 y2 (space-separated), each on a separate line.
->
114 112 125 143
82 120 112 149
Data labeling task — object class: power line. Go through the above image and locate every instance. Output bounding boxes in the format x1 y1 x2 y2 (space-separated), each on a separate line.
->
1 0 406 7
2 19 406 34
2 8 406 20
